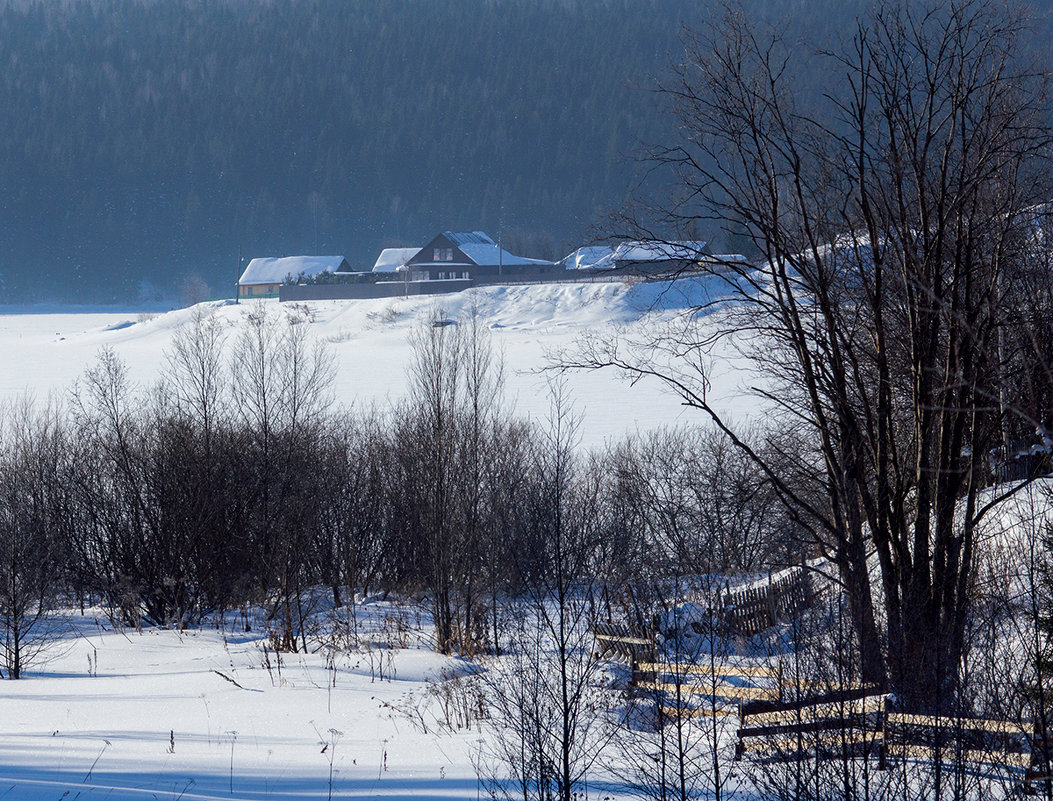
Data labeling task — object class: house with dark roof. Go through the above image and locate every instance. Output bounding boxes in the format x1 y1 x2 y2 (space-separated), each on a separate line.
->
239 255 351 298
402 231 556 282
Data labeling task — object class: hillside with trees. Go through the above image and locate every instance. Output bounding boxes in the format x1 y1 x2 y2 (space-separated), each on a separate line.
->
0 0 910 302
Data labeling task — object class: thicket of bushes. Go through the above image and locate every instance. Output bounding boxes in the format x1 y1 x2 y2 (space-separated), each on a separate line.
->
0 301 798 678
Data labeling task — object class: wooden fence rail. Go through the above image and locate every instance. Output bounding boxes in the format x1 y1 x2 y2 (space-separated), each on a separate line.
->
632 660 872 720
637 662 779 679
735 692 1047 788
589 622 656 667
616 648 1051 791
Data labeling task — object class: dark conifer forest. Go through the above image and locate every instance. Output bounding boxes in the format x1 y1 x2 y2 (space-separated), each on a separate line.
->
0 0 1048 301
0 0 683 301
0 0 890 302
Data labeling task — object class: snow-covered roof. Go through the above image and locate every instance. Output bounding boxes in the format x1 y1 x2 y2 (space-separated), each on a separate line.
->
404 231 552 268
445 231 495 247
239 256 347 285
562 245 616 270
372 248 420 273
610 240 708 263
560 241 709 271
458 243 550 267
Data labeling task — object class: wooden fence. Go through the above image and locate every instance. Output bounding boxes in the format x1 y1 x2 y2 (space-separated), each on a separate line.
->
633 659 875 721
590 621 656 667
736 691 1049 790
603 640 1053 795
717 566 819 636
627 659 1050 790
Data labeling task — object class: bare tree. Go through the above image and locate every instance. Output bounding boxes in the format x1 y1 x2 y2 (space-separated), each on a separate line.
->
609 427 795 577
314 409 389 616
70 348 164 627
0 398 69 678
400 300 516 655
456 294 508 654
571 0 1052 710
229 303 334 650
406 306 463 654
479 380 611 801
164 304 228 444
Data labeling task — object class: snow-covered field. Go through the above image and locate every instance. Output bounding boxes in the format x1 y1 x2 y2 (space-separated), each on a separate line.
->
0 279 761 449
0 278 757 799
0 603 482 801
0 280 1046 799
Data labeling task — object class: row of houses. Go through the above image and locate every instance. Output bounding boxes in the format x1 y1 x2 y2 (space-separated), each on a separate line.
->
237 230 725 299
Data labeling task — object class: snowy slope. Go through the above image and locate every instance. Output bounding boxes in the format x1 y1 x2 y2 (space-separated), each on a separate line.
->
0 281 1049 799
0 279 763 448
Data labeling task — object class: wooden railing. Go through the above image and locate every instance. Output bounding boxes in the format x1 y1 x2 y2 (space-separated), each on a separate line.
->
627 658 1047 788
589 622 656 667
736 691 1043 786
632 659 793 719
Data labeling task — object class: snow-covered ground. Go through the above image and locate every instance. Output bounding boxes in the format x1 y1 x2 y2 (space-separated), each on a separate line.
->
0 603 482 801
0 279 762 449
0 281 1047 798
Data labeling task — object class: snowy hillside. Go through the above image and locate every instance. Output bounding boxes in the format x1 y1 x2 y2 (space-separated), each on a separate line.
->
0 279 761 448
0 279 766 798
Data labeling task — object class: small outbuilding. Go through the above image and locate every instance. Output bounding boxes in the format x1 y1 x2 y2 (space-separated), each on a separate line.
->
560 241 708 273
238 255 351 298
560 245 616 270
372 248 421 273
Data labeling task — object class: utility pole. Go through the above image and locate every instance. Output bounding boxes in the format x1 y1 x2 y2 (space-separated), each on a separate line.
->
498 199 505 278
235 244 242 303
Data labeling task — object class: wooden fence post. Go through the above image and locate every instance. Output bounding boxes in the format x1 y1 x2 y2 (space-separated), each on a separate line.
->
877 696 888 771
735 698 745 760
802 561 814 607
766 571 777 628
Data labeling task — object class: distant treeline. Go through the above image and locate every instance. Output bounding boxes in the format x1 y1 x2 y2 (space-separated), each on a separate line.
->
0 0 918 303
